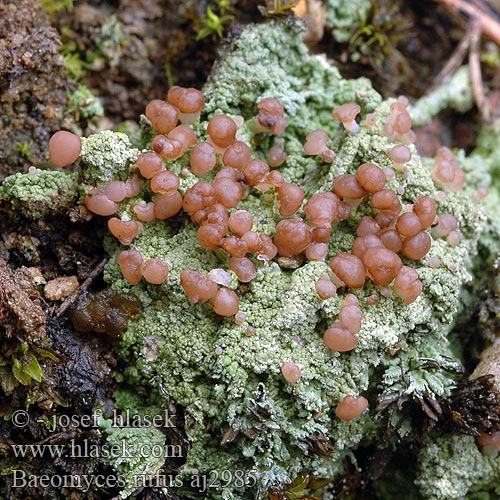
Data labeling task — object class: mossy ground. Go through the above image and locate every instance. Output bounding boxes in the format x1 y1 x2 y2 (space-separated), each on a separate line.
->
2 2 500 500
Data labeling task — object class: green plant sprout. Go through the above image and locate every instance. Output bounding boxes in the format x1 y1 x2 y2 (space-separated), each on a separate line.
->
15 140 34 160
195 5 234 40
347 0 411 68
58 17 125 81
38 0 73 16
61 51 86 80
258 0 299 16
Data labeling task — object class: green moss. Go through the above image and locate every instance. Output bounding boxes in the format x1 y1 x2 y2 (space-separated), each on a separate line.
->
15 140 34 160
195 5 234 40
38 0 73 16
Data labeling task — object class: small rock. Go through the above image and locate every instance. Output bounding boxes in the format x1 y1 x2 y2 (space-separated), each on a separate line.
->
44 276 79 301
24 267 46 285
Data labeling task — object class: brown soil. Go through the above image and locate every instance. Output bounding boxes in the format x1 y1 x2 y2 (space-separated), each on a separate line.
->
0 0 75 177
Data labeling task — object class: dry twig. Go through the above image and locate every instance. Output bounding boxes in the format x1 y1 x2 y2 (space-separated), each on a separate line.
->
55 257 109 318
430 0 497 120
430 28 473 89
469 20 491 121
435 0 500 46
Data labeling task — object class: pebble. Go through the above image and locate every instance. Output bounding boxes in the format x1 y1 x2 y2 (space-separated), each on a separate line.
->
44 276 79 301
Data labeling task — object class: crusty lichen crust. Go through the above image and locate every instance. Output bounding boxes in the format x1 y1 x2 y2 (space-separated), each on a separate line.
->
0 132 140 218
92 21 500 499
0 168 79 219
324 0 371 43
80 131 140 186
416 434 500 500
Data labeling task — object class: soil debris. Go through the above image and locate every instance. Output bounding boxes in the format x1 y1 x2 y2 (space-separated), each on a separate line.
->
0 0 75 176
0 259 46 343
